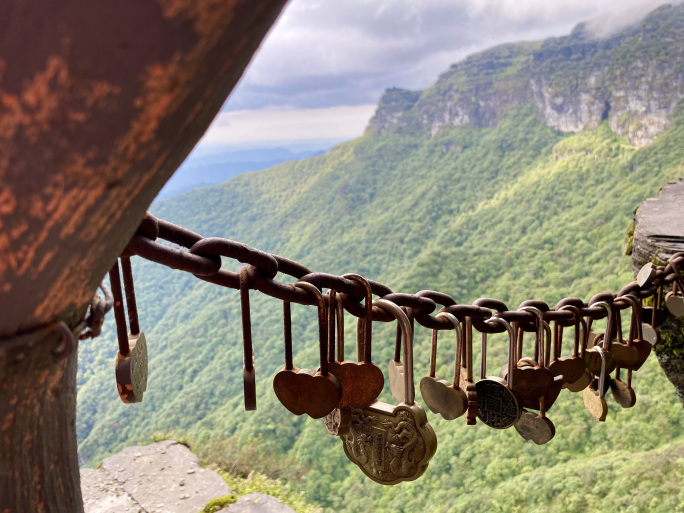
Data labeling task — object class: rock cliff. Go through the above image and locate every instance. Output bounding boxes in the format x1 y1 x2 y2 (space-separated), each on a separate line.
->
368 4 684 147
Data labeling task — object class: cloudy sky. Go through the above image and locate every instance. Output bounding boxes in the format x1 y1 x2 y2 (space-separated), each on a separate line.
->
195 0 674 152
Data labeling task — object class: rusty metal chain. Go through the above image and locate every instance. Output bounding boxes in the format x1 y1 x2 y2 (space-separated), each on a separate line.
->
120 212 684 331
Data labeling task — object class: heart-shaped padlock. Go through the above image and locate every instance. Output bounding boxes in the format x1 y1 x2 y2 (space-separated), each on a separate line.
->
420 312 467 421
273 283 341 419
326 274 384 410
341 299 437 485
610 367 636 408
110 257 148 404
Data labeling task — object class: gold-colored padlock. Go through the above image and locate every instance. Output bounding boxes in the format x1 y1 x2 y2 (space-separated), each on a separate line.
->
340 299 437 485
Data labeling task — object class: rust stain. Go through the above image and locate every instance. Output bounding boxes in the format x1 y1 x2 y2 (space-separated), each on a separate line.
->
159 0 238 36
2 412 13 431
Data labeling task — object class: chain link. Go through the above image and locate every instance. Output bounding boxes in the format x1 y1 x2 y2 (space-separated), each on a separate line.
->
125 212 684 329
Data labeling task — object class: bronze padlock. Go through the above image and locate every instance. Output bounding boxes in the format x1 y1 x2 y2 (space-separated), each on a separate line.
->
610 367 636 408
420 312 467 421
617 295 651 370
323 290 352 436
341 299 437 485
584 301 616 374
327 274 384 409
665 257 684 316
514 397 555 445
476 317 521 429
388 307 411 403
110 257 148 404
273 283 341 419
583 346 608 421
550 305 586 385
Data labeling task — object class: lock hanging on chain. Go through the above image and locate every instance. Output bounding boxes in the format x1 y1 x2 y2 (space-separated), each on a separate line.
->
110 257 148 404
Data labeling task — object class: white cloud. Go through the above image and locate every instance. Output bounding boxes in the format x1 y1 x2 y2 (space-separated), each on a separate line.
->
196 105 377 147
226 0 679 111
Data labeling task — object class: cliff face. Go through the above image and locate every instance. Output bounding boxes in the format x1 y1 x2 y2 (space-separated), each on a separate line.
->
368 4 684 147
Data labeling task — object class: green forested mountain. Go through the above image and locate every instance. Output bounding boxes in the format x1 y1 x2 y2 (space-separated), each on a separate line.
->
78 5 684 512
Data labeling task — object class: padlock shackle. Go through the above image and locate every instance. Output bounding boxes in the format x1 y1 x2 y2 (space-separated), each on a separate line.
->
482 317 516 390
434 312 463 388
373 299 414 405
559 305 584 358
616 294 643 344
592 301 614 351
295 282 330 376
519 306 548 368
108 260 130 357
239 267 254 373
595 346 607 399
343 274 374 363
120 257 140 336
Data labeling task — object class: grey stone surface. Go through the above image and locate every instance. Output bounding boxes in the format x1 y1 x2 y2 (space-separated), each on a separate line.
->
80 468 142 513
99 440 231 513
226 493 295 513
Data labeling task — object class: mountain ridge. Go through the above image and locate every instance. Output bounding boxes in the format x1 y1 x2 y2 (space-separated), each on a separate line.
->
368 3 684 147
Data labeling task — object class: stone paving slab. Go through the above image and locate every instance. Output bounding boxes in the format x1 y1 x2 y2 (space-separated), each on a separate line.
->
80 467 142 513
99 440 232 513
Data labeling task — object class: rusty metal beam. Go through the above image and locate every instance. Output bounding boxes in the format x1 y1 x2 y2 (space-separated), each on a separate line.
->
0 1 288 511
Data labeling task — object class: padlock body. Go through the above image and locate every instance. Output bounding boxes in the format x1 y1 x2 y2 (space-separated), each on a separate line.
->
341 401 437 485
114 332 148 404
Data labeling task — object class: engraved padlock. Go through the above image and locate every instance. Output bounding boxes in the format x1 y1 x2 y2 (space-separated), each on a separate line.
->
419 312 467 421
340 299 437 485
110 257 148 404
476 317 521 429
273 283 341 419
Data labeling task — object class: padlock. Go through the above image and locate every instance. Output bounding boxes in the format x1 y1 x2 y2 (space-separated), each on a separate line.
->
610 367 636 408
563 309 593 392
110 257 148 404
605 301 640 369
616 295 651 370
272 283 341 419
239 267 256 411
327 274 384 409
340 298 437 485
388 307 412 403
665 257 684 317
550 306 586 385
514 395 555 445
475 317 521 429
583 346 609 421
551 304 587 386
420 312 467 421
518 306 563 412
584 301 616 374
324 289 352 436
